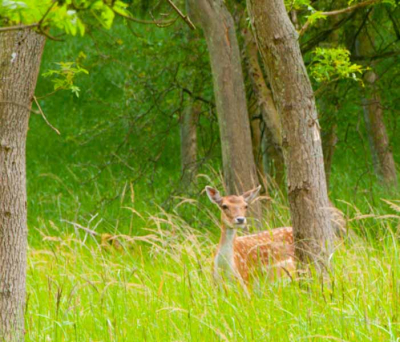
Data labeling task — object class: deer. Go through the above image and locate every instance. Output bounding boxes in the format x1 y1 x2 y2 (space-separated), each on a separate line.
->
205 185 295 285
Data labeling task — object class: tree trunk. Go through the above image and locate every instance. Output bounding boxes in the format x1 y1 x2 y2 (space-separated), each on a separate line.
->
180 98 200 184
247 0 334 269
187 0 261 220
322 121 338 188
356 23 398 188
248 102 264 177
362 73 397 187
0 30 45 341
242 26 285 189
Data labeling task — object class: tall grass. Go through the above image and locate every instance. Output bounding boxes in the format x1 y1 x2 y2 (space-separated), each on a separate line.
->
26 188 400 341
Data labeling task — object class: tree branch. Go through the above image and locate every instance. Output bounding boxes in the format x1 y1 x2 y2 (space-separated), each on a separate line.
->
0 23 39 32
299 0 382 37
165 0 196 30
116 11 177 27
33 96 61 135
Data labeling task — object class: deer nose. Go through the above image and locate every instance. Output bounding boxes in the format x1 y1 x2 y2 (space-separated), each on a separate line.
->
235 217 246 225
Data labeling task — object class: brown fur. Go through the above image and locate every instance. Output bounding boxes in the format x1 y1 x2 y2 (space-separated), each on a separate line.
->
206 186 295 283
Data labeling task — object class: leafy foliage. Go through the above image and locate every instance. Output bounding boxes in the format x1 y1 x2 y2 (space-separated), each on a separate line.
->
309 47 365 83
0 0 399 339
42 53 89 97
0 0 131 34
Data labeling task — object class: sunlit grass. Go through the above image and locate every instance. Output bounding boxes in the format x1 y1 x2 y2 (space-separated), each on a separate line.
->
25 197 400 342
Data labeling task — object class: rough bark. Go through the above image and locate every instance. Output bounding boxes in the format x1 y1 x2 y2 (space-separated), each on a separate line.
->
0 30 45 341
242 26 285 188
247 0 334 269
180 99 200 184
187 0 261 220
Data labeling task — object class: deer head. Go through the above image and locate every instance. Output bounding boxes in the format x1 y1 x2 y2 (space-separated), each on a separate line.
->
205 185 261 229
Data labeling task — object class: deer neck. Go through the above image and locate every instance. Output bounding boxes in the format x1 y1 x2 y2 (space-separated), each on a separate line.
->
214 222 237 278
219 225 237 254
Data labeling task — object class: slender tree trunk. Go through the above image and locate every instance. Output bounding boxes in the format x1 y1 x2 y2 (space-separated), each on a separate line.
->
356 24 397 188
322 121 338 188
0 30 45 341
247 0 334 269
242 26 285 189
362 73 397 187
180 98 200 184
187 0 261 220
248 102 264 177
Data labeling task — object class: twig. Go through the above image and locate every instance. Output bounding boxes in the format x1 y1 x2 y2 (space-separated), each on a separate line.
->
37 27 64 41
299 0 382 37
181 87 215 107
33 96 61 135
38 0 57 28
116 11 177 26
165 0 196 30
313 77 340 97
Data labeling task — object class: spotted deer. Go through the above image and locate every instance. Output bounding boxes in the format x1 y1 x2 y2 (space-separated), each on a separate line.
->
205 185 295 284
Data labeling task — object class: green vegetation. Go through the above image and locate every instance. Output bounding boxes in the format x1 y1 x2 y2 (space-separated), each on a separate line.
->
0 0 397 339
22 18 400 340
26 209 400 341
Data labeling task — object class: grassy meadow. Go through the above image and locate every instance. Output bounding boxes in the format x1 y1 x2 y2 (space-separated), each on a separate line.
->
24 21 400 342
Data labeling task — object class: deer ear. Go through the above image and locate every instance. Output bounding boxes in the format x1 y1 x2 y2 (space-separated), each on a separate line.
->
205 186 222 204
241 185 262 204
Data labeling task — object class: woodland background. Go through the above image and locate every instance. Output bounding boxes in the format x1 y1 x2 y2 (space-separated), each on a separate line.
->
1 0 400 340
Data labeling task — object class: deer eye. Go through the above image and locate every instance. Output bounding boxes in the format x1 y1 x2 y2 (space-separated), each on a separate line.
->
244 205 248 209
221 204 228 210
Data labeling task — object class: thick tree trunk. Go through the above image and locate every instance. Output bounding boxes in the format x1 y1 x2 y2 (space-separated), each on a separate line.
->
187 0 261 220
0 30 45 341
242 27 285 189
247 0 334 269
180 99 200 184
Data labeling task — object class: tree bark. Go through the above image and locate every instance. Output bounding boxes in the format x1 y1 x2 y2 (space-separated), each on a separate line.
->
242 26 285 189
180 98 200 184
247 0 334 269
355 19 397 188
0 30 45 341
247 102 264 177
322 123 338 188
362 72 397 187
187 0 261 220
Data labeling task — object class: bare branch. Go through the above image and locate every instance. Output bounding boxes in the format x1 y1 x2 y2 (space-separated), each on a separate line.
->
38 0 57 28
116 11 177 27
165 0 196 30
299 0 382 37
33 96 61 135
0 23 39 33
